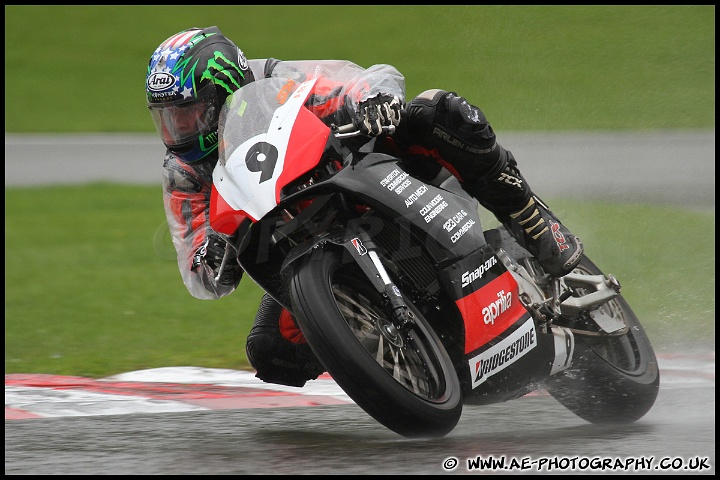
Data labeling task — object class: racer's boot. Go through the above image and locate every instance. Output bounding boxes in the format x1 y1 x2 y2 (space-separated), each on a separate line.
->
399 88 582 276
465 160 584 277
245 293 325 387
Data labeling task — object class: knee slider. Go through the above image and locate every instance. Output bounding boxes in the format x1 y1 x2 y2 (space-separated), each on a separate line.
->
245 330 322 387
245 300 324 388
245 328 276 371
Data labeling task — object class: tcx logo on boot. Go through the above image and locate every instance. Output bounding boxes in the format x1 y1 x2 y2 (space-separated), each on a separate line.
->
550 220 569 252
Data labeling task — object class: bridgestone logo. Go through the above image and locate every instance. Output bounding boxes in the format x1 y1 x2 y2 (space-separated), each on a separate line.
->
469 318 537 389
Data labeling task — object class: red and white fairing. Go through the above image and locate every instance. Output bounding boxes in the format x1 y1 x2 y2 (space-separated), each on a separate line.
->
211 78 330 234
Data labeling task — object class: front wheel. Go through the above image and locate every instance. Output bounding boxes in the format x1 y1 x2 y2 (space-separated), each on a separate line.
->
544 255 660 424
290 247 462 438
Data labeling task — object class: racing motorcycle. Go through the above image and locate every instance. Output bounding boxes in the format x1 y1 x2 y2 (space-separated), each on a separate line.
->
209 76 660 438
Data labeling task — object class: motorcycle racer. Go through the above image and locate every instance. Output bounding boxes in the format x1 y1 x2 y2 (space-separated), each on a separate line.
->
146 26 584 388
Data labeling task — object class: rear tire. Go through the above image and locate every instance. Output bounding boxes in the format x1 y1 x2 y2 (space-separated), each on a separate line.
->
290 247 462 438
544 256 660 424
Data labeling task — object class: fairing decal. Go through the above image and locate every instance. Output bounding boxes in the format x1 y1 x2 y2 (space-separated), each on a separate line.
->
467 317 537 389
212 79 325 231
456 270 528 354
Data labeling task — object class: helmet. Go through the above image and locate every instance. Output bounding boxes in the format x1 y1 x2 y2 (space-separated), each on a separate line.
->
146 26 255 164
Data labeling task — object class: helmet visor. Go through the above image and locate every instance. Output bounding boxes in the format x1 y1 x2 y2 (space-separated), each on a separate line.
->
148 83 218 148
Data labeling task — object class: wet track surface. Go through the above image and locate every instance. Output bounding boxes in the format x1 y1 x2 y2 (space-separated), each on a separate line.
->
5 353 715 474
5 132 715 474
4 378 715 475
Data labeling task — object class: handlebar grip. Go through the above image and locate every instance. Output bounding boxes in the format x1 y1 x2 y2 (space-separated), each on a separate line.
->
335 123 358 134
333 123 397 138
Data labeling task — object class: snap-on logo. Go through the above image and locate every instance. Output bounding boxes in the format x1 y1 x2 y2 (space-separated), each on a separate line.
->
147 72 176 92
461 256 497 288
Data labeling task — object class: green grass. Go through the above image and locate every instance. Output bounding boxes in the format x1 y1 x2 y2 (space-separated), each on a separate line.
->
4 5 715 133
5 185 715 377
4 185 264 377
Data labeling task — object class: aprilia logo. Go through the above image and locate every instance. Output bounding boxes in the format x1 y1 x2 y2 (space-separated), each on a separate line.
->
483 289 512 325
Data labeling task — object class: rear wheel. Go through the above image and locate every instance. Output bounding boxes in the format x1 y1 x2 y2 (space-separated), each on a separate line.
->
545 256 660 423
290 247 462 438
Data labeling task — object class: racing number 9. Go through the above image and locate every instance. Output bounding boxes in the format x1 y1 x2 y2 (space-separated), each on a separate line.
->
245 141 278 183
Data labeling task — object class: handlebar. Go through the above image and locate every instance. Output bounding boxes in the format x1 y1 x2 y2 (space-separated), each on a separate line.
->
333 123 396 138
333 106 405 138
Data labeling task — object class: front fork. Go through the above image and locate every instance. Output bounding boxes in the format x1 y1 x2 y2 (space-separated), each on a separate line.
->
341 232 416 332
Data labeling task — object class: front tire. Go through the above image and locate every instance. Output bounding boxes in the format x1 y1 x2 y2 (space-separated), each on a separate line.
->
544 256 660 424
290 247 462 438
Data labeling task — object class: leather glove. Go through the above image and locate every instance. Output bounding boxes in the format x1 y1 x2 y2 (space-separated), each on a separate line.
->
192 234 242 286
355 94 404 136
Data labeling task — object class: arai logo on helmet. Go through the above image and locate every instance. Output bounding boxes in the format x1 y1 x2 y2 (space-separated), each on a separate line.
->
147 72 177 92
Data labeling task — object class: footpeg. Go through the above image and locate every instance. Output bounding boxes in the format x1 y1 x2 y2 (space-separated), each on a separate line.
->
559 273 621 315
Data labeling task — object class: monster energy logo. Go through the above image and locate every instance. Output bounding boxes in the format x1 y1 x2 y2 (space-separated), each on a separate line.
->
202 51 246 95
199 131 219 153
169 50 246 96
